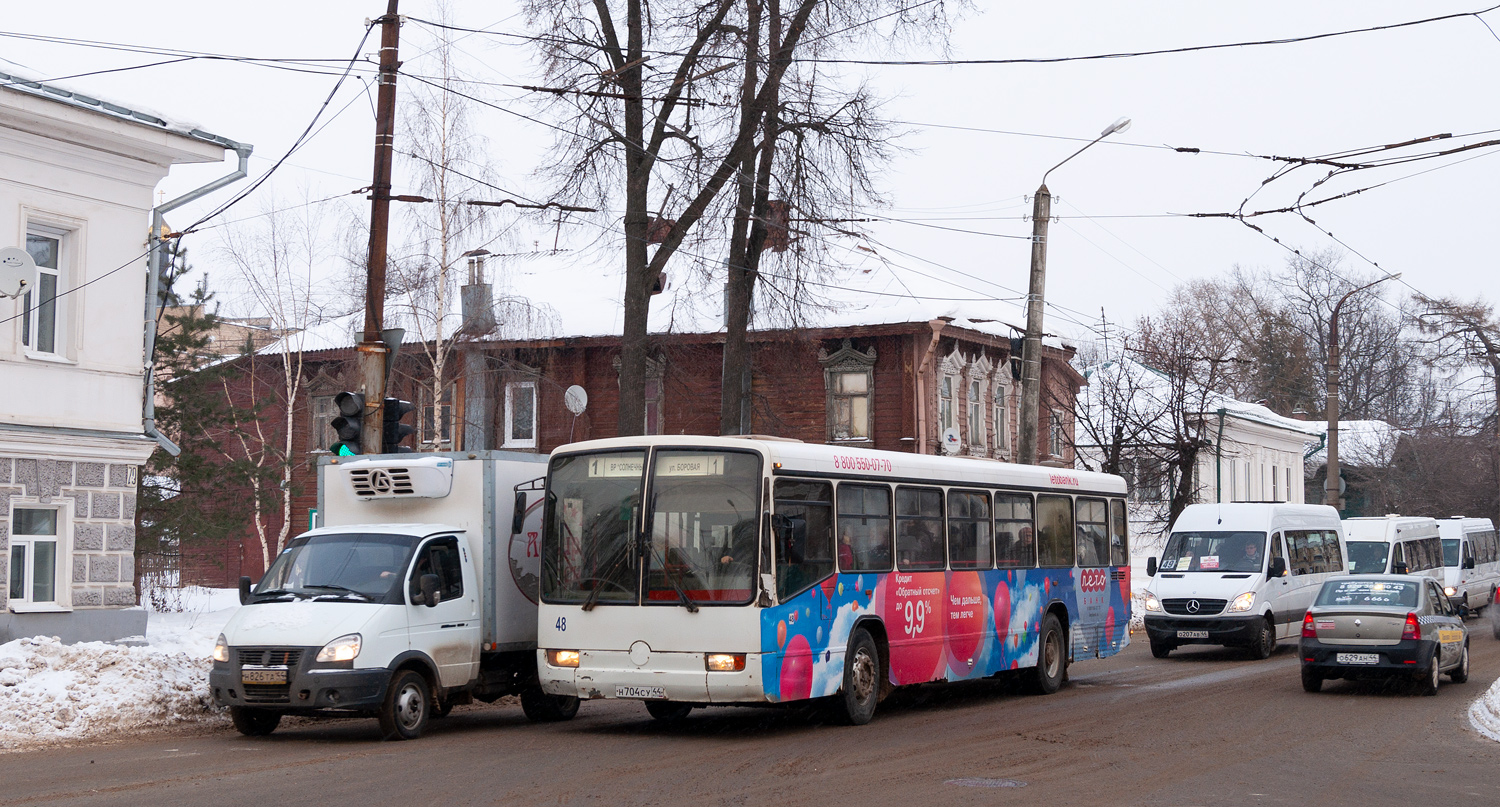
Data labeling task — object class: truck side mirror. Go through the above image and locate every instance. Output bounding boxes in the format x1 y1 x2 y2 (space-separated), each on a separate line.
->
1146 557 1157 577
1268 557 1286 579
239 575 254 605
512 491 529 536
419 573 442 608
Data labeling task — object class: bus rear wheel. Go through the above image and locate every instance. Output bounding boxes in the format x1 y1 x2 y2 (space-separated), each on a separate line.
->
1027 613 1066 695
833 628 881 725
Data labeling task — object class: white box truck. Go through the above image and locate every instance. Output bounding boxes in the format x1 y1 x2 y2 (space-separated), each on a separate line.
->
209 452 579 740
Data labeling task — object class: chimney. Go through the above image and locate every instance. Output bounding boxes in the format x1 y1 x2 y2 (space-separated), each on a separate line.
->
460 249 495 336
1291 407 1309 421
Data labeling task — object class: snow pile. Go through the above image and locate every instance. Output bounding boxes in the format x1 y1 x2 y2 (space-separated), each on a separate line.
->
1469 675 1500 743
0 587 238 749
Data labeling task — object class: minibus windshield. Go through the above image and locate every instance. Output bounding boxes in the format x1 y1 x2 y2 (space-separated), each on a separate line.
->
1442 539 1461 567
1345 541 1390 574
1160 531 1266 573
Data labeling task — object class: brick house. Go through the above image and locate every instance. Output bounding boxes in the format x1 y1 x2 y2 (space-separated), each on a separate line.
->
183 317 1085 586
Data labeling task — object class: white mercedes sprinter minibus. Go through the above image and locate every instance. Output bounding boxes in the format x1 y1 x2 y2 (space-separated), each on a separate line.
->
1143 503 1347 659
1343 516 1443 580
1437 517 1500 612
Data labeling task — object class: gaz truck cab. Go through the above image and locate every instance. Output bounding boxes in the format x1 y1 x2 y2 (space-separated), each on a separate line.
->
209 452 578 739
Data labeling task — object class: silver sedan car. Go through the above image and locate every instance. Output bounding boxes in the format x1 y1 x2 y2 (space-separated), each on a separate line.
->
1299 575 1470 695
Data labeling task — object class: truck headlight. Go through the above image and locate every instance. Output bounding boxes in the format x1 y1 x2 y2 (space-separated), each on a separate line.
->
1143 595 1163 612
213 634 229 663
548 650 580 668
1444 586 1457 597
315 633 362 663
1229 592 1256 612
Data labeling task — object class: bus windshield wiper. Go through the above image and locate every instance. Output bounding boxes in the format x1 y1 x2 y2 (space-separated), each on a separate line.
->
581 539 635 611
648 544 699 613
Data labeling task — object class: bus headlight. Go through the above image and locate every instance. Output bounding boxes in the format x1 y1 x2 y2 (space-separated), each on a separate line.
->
315 633 362 663
1143 595 1163 612
212 634 229 663
1444 586 1457 597
1229 592 1256 612
548 650 581 668
706 653 746 672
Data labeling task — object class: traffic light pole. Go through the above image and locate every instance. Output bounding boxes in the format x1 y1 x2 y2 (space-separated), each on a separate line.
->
359 0 402 454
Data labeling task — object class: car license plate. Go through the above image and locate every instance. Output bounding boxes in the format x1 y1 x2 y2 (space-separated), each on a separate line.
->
241 667 288 684
1176 630 1209 639
1336 653 1379 665
616 685 666 699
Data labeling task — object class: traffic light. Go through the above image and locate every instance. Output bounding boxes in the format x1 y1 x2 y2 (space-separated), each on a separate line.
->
328 391 365 456
382 397 417 453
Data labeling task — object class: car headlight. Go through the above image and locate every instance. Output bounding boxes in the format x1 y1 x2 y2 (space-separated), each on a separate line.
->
212 633 229 663
1229 592 1256 612
1444 586 1457 597
1144 595 1163 612
315 633 362 663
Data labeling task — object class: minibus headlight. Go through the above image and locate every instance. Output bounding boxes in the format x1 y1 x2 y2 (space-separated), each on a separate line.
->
212 633 229 663
706 653 746 672
548 650 581 668
315 633 362 663
1444 586 1457 597
1229 592 1256 613
1143 595 1163 612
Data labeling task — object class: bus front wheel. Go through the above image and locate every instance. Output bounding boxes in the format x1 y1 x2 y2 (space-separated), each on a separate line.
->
1028 613 1066 695
833 628 881 725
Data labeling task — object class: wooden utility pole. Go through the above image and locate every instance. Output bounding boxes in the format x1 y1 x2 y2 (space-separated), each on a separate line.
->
359 0 402 453
1324 273 1400 510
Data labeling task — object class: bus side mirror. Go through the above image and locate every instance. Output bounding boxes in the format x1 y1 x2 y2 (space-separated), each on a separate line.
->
1146 557 1157 577
1464 557 1476 570
512 491 529 535
1392 561 1409 575
239 575 254 605
1268 557 1286 579
419 573 442 608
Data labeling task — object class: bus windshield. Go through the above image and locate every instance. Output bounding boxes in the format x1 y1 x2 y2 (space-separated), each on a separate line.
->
542 451 646 605
1345 541 1390 574
1160 531 1266 573
253 532 418 603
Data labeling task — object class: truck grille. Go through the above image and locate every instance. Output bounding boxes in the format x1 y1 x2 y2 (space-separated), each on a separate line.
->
242 683 292 704
1162 598 1227 616
237 649 303 667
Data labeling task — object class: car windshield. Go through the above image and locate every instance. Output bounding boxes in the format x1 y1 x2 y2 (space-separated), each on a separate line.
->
1316 579 1418 608
1159 531 1266 573
1345 541 1390 574
254 532 418 602
1442 539 1461 567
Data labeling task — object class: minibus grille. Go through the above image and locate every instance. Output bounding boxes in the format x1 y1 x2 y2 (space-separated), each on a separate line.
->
1162 598 1227 616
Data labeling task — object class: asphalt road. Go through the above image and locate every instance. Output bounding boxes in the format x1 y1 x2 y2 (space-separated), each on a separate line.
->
3 626 1498 807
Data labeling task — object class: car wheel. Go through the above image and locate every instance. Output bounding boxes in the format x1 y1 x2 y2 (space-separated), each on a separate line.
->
520 686 581 722
644 700 694 722
1300 665 1323 693
378 670 432 740
833 628 882 725
229 706 280 737
1249 617 1276 660
1416 650 1441 697
1450 642 1470 684
1027 613 1067 695
1149 639 1172 659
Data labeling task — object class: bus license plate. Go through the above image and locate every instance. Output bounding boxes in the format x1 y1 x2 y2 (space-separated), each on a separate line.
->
1336 653 1378 665
241 668 288 684
1176 630 1208 639
616 685 666 699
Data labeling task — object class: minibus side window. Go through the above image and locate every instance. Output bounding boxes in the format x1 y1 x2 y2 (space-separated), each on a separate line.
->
1322 531 1343 572
1271 532 1286 574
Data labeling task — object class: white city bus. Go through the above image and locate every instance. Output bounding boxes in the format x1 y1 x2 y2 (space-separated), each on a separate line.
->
535 436 1130 724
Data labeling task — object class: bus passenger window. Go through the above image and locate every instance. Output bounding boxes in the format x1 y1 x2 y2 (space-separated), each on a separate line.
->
947 490 992 570
1109 499 1129 567
1075 498 1109 568
773 480 835 599
837 484 893 572
1036 495 1074 568
895 487 945 571
995 494 1035 568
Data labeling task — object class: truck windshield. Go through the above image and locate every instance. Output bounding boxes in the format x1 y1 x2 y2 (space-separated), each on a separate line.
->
1160 531 1266 573
254 532 418 603
1345 541 1390 574
643 450 761 605
1442 539 1461 567
542 451 646 605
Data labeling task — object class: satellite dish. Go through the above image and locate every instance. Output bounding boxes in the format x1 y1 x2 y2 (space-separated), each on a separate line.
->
564 385 589 415
941 427 961 455
0 247 37 299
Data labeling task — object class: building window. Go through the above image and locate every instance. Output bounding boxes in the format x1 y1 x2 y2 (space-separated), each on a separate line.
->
10 508 60 606
939 376 954 432
420 384 456 449
644 377 664 436
503 381 537 449
1272 465 1280 501
310 395 337 452
1286 467 1294 503
967 379 983 447
22 229 64 355
1048 410 1065 458
993 381 1010 453
819 339 877 443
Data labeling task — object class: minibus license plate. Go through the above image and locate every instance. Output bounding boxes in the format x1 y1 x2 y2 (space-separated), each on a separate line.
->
616 685 666 699
1336 653 1378 665
1176 630 1208 639
241 668 287 684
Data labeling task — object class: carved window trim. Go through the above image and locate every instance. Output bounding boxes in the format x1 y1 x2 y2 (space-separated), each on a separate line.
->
819 338 876 444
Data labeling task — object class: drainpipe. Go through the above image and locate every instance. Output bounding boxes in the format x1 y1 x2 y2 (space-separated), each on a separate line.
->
143 144 254 455
1214 408 1226 503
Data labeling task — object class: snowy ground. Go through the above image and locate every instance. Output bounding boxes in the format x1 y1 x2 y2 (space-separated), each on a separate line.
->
1469 612 1500 742
0 587 236 750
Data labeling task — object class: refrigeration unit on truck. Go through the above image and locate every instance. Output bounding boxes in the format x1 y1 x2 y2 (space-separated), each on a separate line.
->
209 452 579 740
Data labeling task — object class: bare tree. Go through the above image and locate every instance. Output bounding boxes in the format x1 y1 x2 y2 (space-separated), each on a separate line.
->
1412 294 1500 522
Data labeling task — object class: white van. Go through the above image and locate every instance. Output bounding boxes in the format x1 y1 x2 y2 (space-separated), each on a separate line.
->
1342 516 1444 580
1437 517 1500 612
1143 503 1347 660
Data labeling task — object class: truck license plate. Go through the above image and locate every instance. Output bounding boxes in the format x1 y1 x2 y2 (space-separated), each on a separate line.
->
1176 630 1209 639
241 668 288 684
616 685 666 699
1336 653 1379 665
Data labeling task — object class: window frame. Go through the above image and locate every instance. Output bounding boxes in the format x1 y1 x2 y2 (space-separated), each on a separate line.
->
420 382 458 450
992 377 1011 454
409 535 464 604
773 479 836 599
827 369 872 442
966 378 984 447
894 486 946 571
21 221 72 359
503 381 538 449
836 482 894 573
1075 497 1110 568
8 502 70 612
309 394 337 453
1048 410 1065 458
946 489 993 570
995 492 1036 569
1036 493 1076 568
938 375 955 433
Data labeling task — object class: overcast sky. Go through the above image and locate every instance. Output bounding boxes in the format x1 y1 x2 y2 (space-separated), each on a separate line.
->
4 1 1497 344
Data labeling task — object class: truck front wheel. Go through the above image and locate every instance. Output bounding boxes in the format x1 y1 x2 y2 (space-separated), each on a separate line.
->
229 706 280 737
378 670 432 740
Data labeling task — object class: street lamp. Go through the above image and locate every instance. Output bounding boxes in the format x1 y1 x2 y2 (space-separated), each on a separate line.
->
1018 117 1131 465
1323 272 1401 509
